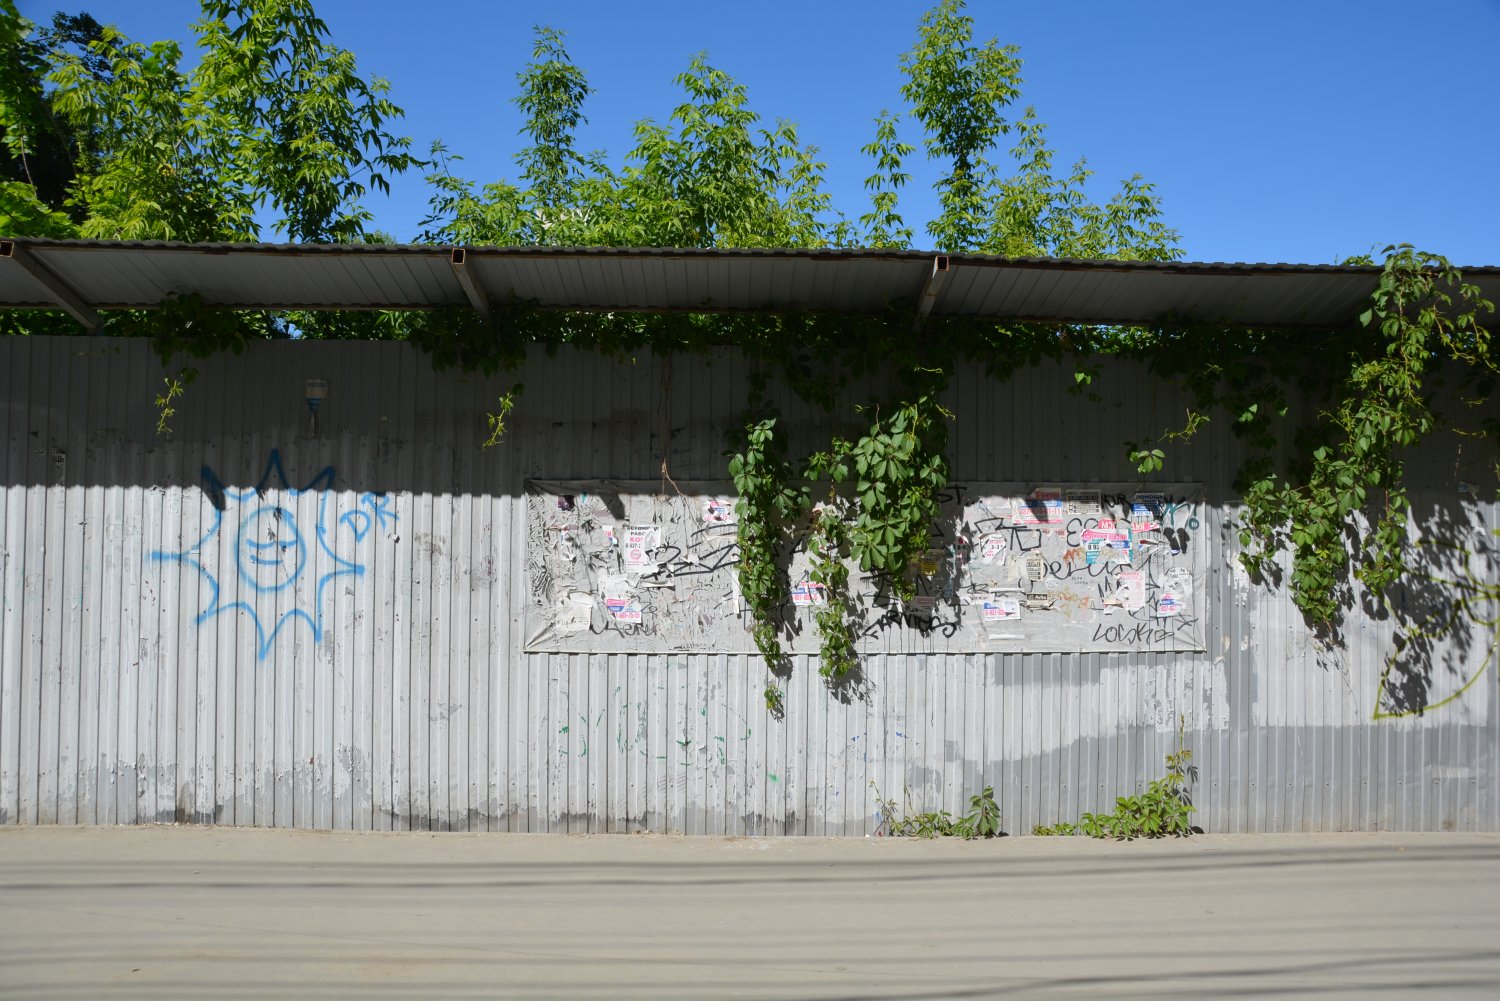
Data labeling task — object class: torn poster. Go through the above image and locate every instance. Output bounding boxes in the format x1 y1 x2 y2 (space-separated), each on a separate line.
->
553 590 593 635
1024 553 1046 581
917 549 943 577
979 533 1008 562
1115 570 1145 611
1087 540 1132 566
1083 521 1132 566
1130 492 1166 532
1017 488 1066 528
601 573 640 622
703 498 736 524
1159 567 1193 615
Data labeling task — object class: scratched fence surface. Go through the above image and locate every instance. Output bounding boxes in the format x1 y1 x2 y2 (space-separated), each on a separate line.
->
1 336 1496 833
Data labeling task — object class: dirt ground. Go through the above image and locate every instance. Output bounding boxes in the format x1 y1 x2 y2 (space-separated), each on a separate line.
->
2 826 1497 1000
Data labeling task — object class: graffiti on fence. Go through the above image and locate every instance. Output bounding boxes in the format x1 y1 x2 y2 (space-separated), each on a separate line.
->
151 450 397 658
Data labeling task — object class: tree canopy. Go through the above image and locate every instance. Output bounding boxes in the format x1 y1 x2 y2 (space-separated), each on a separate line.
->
2 0 1177 261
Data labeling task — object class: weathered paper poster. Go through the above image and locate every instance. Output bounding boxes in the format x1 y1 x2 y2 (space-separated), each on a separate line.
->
1083 519 1131 565
982 595 1021 622
1130 492 1166 532
1157 567 1192 617
1115 569 1146 612
523 481 1206 653
790 581 827 606
979 533 1008 562
1017 487 1066 528
1067 488 1102 517
622 525 660 574
703 498 735 524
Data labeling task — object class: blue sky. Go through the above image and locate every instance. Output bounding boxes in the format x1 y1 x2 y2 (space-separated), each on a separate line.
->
19 0 1500 265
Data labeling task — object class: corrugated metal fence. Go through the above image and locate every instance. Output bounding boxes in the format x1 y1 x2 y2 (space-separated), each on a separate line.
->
1 336 1496 833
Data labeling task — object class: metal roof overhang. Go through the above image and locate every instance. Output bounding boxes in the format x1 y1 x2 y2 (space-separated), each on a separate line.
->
3 238 1498 332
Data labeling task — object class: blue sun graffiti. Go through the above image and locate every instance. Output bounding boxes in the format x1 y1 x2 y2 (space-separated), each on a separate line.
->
151 450 397 659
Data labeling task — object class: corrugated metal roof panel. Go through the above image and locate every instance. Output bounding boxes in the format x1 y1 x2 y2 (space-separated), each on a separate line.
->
3 239 1499 329
0 256 53 305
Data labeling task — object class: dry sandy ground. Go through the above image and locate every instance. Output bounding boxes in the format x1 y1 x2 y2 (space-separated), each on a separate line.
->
1 827 1497 1000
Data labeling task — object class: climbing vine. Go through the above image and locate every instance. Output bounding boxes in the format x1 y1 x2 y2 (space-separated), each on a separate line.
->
726 395 803 712
1137 247 1496 628
843 372 952 603
726 365 956 696
805 496 857 681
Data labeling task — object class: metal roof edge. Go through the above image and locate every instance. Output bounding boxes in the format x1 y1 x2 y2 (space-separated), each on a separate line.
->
5 237 1496 274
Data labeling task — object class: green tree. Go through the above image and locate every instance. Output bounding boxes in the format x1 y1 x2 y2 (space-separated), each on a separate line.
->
896 0 1178 260
2 0 418 243
899 0 1022 252
422 37 838 251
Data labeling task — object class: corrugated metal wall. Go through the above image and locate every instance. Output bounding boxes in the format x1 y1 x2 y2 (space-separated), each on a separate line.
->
1 335 1495 833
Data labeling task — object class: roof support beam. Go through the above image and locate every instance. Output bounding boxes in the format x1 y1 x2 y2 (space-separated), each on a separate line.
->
448 247 491 321
912 254 950 332
0 240 101 332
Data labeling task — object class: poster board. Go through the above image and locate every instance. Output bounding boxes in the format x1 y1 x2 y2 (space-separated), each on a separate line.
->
523 480 1207 654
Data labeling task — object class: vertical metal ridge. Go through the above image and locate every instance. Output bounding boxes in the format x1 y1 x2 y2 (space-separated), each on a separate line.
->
0 338 17 825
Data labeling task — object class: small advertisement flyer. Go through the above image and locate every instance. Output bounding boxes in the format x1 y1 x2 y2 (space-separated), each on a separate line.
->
600 573 642 623
702 498 735 524
790 582 828 606
1066 488 1102 517
981 595 1021 622
622 525 660 573
1082 519 1132 565
1017 487 1066 528
1115 569 1145 611
979 533 1008 562
1130 493 1166 532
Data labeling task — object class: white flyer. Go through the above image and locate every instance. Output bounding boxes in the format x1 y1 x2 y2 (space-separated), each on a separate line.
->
622 525 660 574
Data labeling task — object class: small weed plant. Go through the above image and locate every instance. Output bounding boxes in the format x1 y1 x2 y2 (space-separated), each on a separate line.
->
874 784 1002 839
1034 748 1196 840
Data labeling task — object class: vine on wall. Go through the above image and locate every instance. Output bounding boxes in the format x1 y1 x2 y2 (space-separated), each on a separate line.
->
726 397 802 713
1133 246 1496 629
